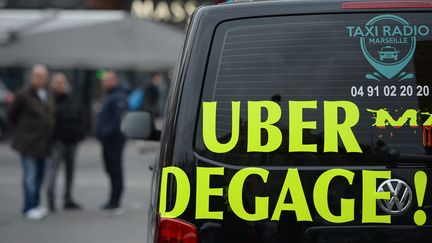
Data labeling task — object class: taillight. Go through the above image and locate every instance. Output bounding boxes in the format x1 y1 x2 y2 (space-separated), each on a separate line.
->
341 1 432 9
157 218 198 243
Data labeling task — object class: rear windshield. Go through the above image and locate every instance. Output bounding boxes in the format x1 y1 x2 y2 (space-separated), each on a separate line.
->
195 13 432 166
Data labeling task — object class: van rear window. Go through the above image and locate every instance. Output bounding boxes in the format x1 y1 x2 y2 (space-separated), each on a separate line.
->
195 13 432 166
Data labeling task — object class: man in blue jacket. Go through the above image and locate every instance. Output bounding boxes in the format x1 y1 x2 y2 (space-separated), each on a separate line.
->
96 71 128 213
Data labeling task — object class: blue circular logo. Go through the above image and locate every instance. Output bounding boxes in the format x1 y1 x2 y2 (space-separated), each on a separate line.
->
360 15 417 80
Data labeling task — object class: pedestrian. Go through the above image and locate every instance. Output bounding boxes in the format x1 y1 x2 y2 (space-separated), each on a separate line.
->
7 64 54 220
96 71 128 213
46 73 84 212
143 72 162 116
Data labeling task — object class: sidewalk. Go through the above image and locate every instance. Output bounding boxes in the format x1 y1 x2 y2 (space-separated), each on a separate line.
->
0 139 158 243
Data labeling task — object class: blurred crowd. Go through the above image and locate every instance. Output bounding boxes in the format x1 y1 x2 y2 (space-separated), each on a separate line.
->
1 64 165 220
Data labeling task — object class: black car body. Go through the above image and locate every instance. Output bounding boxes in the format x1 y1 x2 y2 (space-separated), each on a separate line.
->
122 1 432 242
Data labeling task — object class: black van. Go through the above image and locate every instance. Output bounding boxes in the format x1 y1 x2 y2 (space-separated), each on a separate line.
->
121 1 432 242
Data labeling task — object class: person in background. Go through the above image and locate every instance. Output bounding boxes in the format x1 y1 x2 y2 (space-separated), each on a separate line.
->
96 71 128 213
46 73 84 212
143 72 162 117
8 64 54 220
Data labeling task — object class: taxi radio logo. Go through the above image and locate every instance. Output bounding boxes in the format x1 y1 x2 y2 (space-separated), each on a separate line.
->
347 15 430 81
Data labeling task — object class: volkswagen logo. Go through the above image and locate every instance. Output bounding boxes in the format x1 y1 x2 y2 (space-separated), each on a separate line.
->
377 179 413 215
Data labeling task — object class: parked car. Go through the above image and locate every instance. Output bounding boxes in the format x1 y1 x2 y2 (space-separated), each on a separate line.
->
0 82 14 139
122 1 432 242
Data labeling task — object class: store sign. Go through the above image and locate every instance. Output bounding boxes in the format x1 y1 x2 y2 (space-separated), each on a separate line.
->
131 0 203 23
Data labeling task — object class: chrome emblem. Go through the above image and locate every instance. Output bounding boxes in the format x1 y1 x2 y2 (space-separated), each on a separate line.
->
377 179 413 215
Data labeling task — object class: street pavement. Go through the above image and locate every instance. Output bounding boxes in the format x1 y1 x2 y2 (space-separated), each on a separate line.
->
0 139 158 243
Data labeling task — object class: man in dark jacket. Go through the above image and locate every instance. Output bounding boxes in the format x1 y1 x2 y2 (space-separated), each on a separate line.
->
8 64 54 220
96 71 128 213
46 73 84 212
143 72 162 116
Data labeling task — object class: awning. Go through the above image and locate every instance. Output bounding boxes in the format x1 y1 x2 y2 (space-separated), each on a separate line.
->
0 9 185 70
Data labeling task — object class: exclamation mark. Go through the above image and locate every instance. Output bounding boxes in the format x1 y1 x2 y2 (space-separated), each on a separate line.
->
414 171 427 226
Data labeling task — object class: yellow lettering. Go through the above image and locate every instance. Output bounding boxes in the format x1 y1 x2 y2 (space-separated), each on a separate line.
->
324 101 361 153
202 102 240 153
228 168 269 221
362 170 391 223
248 101 282 152
271 169 312 221
289 101 317 152
159 166 190 218
314 169 355 223
367 108 418 128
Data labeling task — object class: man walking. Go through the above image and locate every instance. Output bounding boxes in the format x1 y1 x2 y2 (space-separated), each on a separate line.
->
8 64 54 220
96 71 128 213
46 73 84 212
